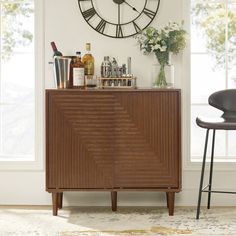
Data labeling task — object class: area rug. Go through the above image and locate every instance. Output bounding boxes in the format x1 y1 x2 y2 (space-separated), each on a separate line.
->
0 206 236 236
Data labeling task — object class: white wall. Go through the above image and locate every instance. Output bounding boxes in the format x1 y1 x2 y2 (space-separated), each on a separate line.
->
44 0 184 88
1 0 236 207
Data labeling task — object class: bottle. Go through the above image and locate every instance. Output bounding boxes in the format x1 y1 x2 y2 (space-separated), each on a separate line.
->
122 64 127 76
118 66 123 78
72 52 85 88
50 41 63 57
82 43 94 76
69 56 76 88
101 56 112 78
127 57 132 76
111 58 118 77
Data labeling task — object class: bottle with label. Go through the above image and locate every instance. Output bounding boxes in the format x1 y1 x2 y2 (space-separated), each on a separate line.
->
82 43 95 76
73 52 85 88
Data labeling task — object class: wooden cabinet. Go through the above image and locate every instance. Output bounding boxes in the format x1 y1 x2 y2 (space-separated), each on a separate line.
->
46 89 181 216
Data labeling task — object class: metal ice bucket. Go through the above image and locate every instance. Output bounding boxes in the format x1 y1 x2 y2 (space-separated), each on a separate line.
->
53 56 71 89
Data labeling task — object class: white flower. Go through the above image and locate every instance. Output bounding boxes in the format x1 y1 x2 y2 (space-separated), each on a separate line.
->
163 28 170 36
136 34 146 44
168 22 180 31
136 21 186 56
160 46 167 52
152 44 162 51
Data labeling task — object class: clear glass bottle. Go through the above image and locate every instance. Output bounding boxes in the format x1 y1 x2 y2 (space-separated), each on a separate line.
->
82 43 95 76
73 52 85 88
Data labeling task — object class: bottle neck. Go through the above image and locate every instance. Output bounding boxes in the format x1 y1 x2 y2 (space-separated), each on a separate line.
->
76 51 81 59
51 42 57 52
86 44 91 54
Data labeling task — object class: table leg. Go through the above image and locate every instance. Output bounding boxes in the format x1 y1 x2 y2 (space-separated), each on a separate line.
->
166 192 169 208
111 191 117 212
166 192 175 216
58 192 63 209
52 193 59 216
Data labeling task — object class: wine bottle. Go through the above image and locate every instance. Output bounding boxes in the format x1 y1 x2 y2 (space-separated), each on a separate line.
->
50 41 63 57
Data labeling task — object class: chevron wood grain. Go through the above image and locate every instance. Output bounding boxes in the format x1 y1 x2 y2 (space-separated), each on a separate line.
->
46 89 181 216
113 91 181 188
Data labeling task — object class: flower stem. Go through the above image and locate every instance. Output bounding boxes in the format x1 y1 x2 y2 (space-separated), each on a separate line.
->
156 64 167 87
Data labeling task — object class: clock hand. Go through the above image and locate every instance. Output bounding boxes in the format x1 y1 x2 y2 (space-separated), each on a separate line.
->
118 4 121 24
123 1 140 13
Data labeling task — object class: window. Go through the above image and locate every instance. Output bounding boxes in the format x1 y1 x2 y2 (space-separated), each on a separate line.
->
191 0 236 161
0 0 43 169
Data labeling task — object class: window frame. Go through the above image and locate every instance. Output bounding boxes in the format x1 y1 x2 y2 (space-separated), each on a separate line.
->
182 0 236 171
0 0 44 171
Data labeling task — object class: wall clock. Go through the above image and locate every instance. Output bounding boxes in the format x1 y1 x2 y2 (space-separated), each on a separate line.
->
78 0 160 38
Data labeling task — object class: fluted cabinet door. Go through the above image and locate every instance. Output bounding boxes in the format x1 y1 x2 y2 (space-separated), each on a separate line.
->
47 92 115 189
46 89 181 191
113 91 181 189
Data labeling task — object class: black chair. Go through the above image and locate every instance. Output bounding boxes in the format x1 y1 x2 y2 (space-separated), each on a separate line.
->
196 89 236 219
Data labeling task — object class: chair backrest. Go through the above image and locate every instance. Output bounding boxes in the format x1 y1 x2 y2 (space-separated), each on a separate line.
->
209 89 236 119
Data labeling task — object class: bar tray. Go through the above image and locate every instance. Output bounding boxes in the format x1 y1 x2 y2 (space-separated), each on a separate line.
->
97 77 137 89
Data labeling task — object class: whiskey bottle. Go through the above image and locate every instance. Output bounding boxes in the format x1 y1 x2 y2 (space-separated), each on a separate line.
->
73 52 85 88
82 43 94 76
69 56 76 88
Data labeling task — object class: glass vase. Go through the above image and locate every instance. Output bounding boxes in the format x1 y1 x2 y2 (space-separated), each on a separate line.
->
152 63 174 88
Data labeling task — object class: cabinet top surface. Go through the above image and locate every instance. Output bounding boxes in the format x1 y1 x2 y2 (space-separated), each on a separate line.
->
46 88 181 93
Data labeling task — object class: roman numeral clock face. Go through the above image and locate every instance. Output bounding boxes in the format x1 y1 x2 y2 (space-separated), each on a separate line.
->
78 0 160 38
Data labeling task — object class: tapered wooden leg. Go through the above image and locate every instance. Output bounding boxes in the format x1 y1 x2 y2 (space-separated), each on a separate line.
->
52 193 58 216
111 191 117 211
166 192 169 208
167 192 175 216
58 192 63 209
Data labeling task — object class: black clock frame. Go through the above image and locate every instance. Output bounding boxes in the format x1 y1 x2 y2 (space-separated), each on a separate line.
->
78 0 161 38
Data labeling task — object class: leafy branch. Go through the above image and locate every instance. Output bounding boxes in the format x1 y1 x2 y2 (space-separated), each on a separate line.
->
192 2 236 69
1 0 34 60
